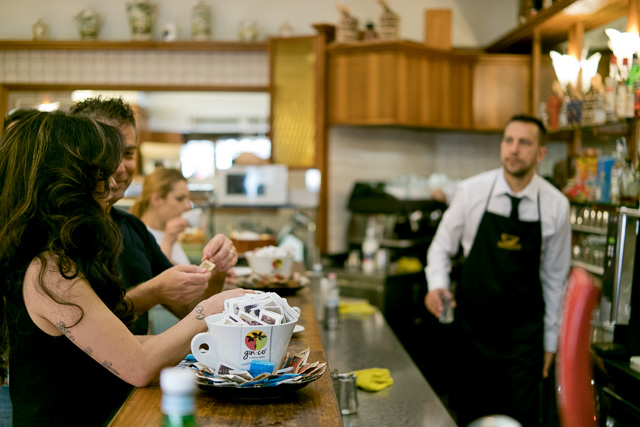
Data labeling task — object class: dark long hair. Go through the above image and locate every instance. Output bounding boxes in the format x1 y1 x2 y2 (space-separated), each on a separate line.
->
0 111 135 378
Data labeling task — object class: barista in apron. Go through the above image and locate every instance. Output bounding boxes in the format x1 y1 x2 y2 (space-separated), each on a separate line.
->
452 177 544 427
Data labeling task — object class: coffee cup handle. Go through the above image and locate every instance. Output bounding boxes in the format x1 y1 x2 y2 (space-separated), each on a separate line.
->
191 332 218 368
292 307 301 315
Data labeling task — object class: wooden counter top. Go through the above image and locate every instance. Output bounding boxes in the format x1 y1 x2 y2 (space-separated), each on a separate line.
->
108 288 342 427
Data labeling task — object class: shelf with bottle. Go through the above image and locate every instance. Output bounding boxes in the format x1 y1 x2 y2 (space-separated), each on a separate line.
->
547 119 632 141
564 135 639 211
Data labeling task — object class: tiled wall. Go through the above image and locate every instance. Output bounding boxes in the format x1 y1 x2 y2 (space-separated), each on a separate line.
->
0 50 268 86
326 126 568 253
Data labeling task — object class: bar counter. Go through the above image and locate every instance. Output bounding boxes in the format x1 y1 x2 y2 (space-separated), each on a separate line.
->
108 287 342 426
109 283 455 426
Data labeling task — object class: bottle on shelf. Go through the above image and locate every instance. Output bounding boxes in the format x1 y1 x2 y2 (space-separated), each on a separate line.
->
160 368 197 427
627 54 640 118
322 272 340 330
620 158 639 206
604 55 618 122
610 138 627 205
361 221 379 274
616 58 629 120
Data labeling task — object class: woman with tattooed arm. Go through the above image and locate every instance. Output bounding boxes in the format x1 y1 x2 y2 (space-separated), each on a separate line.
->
0 111 249 426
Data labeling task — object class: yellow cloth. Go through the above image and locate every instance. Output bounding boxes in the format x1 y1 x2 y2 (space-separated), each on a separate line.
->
395 256 423 274
338 300 376 317
351 368 394 392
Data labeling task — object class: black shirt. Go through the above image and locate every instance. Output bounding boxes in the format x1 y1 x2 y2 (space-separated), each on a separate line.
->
8 286 133 426
111 207 174 335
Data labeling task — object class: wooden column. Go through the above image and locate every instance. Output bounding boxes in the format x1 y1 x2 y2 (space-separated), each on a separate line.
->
531 28 541 116
568 22 584 156
628 0 640 167
0 84 8 130
627 0 639 34
311 25 331 254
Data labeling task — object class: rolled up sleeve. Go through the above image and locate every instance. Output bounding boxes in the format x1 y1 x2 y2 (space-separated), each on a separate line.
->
540 197 571 353
426 188 467 291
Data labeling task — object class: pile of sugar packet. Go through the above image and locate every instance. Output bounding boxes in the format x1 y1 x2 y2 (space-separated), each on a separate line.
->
218 292 300 326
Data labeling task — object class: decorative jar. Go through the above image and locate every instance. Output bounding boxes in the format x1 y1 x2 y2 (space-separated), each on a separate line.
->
127 1 156 41
32 19 48 40
191 1 211 41
74 9 102 40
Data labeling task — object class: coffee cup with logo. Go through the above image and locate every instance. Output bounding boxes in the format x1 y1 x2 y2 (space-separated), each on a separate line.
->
190 313 298 373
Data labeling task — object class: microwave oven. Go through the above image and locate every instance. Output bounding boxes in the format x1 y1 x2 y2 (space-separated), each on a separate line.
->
215 164 289 206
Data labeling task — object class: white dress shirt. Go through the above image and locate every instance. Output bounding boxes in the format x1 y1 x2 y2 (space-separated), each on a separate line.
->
425 167 571 352
147 227 191 266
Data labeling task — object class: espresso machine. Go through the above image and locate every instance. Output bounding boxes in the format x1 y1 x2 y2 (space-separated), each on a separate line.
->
333 182 450 393
594 207 640 425
599 207 640 356
345 181 447 263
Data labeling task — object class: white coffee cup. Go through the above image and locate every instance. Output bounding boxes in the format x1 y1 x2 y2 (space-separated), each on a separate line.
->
190 313 298 372
181 208 203 228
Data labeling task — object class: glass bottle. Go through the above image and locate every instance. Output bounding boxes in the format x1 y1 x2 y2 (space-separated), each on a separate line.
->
627 54 640 118
322 273 339 330
361 226 379 274
161 368 197 427
620 159 639 206
610 139 626 205
604 55 618 122
616 58 628 120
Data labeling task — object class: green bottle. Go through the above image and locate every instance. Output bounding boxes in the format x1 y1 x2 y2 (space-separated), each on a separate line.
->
161 368 197 427
627 54 640 118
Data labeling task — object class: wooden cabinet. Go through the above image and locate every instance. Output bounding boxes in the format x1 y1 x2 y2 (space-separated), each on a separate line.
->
473 55 531 131
327 40 474 129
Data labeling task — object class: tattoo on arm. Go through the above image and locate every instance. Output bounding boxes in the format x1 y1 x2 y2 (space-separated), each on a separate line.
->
57 323 116 377
102 360 120 376
195 305 205 320
56 321 75 342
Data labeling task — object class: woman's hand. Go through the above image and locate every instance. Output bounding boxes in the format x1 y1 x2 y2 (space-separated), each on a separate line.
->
201 234 238 273
164 217 189 243
196 288 254 318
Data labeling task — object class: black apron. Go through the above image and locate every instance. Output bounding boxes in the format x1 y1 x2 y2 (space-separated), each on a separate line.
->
451 178 544 427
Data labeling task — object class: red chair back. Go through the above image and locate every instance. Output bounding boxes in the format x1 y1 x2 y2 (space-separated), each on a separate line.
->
556 267 600 427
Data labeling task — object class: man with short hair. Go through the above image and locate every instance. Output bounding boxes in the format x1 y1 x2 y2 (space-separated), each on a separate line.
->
70 97 237 334
425 114 571 426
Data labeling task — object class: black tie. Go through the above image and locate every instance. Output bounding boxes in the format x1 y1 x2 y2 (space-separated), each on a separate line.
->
508 195 522 220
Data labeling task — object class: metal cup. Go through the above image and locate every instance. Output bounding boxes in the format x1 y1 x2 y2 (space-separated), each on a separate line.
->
332 371 358 415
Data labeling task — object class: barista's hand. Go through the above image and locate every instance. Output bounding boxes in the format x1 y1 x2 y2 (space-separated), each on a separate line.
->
542 351 555 378
425 288 456 319
153 265 211 305
202 234 238 273
165 217 189 243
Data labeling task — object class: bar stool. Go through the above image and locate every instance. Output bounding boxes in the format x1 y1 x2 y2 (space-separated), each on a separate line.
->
556 267 600 427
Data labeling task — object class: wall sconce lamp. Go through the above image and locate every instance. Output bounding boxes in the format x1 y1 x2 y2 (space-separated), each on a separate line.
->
550 51 602 95
550 51 581 94
580 52 601 94
605 28 640 76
